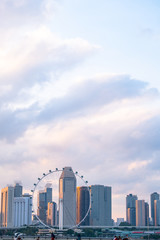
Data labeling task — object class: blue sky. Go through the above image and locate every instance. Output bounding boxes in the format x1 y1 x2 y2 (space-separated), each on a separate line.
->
0 0 160 221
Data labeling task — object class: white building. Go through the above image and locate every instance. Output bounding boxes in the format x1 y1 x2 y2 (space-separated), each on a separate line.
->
14 194 32 227
59 167 76 227
1 186 14 227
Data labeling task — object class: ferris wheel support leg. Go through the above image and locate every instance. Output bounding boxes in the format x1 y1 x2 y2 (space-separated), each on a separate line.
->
59 199 63 230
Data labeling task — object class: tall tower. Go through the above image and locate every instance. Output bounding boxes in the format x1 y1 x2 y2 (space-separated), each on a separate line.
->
59 167 76 228
151 192 159 225
76 186 90 226
145 202 149 226
136 200 145 226
90 185 112 226
47 202 57 226
1 186 14 227
154 200 160 226
37 186 52 224
126 194 137 226
14 183 23 197
104 186 112 226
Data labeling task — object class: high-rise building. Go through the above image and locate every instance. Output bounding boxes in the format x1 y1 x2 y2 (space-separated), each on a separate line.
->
126 194 137 226
14 183 23 197
59 167 76 227
154 200 160 226
136 200 145 226
37 186 52 224
14 194 32 227
1 186 14 227
90 185 112 226
47 202 57 226
37 191 46 223
151 192 159 226
76 186 90 226
145 202 149 226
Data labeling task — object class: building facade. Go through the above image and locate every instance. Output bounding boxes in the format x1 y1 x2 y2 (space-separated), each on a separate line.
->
47 202 57 226
1 186 14 227
14 194 32 227
76 186 90 226
37 186 52 224
151 192 159 226
90 185 112 226
14 183 23 198
136 200 145 226
126 194 137 226
145 202 149 226
154 199 160 226
59 167 76 227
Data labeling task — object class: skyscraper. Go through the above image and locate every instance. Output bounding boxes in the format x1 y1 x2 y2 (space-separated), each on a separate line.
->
154 199 160 226
90 185 112 226
136 200 145 226
126 194 137 226
47 202 57 226
14 183 22 197
1 186 14 227
37 191 46 223
59 167 76 227
145 202 149 226
151 192 159 225
37 186 52 224
76 186 90 226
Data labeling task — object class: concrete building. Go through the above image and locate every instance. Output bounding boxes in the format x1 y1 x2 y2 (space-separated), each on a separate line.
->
14 183 23 197
1 186 14 227
47 202 57 226
76 186 90 226
90 185 112 226
136 200 145 226
37 186 52 224
126 194 137 226
151 192 159 226
154 200 160 226
59 167 76 227
145 202 149 226
14 194 32 227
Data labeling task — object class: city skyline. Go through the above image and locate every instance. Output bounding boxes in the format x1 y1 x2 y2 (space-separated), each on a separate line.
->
0 0 160 220
1 173 159 224
1 172 160 227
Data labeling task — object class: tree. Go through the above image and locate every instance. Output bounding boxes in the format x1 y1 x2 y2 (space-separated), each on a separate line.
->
119 221 131 226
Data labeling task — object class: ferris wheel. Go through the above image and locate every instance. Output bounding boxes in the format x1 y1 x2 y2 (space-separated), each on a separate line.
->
31 167 91 231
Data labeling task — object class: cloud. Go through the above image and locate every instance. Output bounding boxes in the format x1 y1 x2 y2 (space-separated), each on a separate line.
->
0 74 152 142
0 0 52 28
38 75 148 123
0 26 97 86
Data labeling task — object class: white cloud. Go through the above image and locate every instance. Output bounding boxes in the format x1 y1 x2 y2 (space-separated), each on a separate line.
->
128 160 151 171
41 0 61 19
0 25 98 84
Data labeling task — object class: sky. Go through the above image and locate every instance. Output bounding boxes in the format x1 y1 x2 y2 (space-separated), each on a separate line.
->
0 0 160 221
